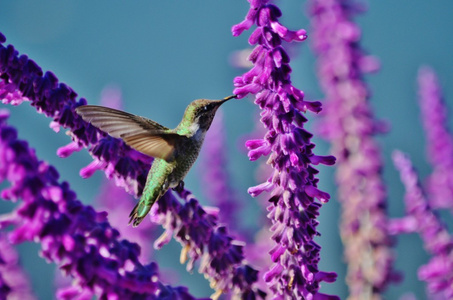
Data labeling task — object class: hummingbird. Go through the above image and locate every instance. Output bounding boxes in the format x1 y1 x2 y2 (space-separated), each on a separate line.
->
76 95 236 227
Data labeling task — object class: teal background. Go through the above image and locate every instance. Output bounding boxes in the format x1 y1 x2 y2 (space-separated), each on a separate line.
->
1 1 453 299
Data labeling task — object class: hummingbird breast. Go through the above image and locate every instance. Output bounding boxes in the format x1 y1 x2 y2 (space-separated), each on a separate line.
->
167 133 204 187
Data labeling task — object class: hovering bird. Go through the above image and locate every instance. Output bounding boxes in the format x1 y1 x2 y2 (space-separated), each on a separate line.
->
76 95 236 226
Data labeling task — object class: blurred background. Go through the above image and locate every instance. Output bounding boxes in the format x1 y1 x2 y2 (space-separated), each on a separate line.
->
1 0 453 299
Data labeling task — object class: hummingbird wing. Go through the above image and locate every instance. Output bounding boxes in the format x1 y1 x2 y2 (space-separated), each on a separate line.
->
76 105 186 161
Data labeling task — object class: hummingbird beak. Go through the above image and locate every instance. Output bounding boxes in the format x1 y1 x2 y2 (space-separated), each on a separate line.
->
217 95 237 105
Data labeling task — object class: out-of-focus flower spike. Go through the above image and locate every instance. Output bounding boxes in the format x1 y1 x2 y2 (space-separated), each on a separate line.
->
308 0 398 297
198 110 246 236
418 66 453 211
392 150 453 298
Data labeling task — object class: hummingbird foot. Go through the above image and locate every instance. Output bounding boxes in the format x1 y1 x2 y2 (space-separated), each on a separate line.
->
172 181 185 193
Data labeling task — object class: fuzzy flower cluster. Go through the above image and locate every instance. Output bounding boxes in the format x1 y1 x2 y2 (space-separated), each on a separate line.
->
391 151 453 299
199 110 244 236
385 67 453 298
232 0 338 298
0 233 35 300
418 67 453 211
308 0 398 298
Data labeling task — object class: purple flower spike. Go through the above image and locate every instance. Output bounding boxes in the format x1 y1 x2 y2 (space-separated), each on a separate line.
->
308 0 399 297
392 151 453 298
0 37 152 197
233 1 337 298
0 113 202 299
418 66 453 211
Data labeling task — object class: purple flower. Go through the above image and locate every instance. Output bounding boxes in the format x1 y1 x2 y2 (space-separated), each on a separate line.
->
233 1 337 298
0 110 200 299
0 233 36 300
418 66 453 211
391 151 453 298
308 0 399 297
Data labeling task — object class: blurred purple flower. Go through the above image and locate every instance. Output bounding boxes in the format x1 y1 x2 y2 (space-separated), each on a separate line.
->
0 110 200 299
96 178 157 263
99 84 124 110
391 151 453 299
229 48 255 69
418 66 453 211
199 109 244 235
308 0 399 297
151 189 264 299
0 233 36 300
233 1 338 298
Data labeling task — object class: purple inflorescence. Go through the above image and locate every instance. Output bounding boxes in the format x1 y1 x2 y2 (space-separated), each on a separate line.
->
308 0 399 297
392 151 453 299
0 110 202 299
232 1 338 298
418 66 453 211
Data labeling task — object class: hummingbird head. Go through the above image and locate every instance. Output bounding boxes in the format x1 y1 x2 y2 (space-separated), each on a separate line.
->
184 95 236 132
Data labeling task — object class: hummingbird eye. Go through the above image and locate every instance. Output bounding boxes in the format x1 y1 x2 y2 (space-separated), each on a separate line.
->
203 105 208 111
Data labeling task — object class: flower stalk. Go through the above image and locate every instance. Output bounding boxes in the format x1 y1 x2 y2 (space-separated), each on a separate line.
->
233 1 338 298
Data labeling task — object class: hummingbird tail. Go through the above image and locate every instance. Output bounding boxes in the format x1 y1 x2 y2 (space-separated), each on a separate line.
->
128 201 152 227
